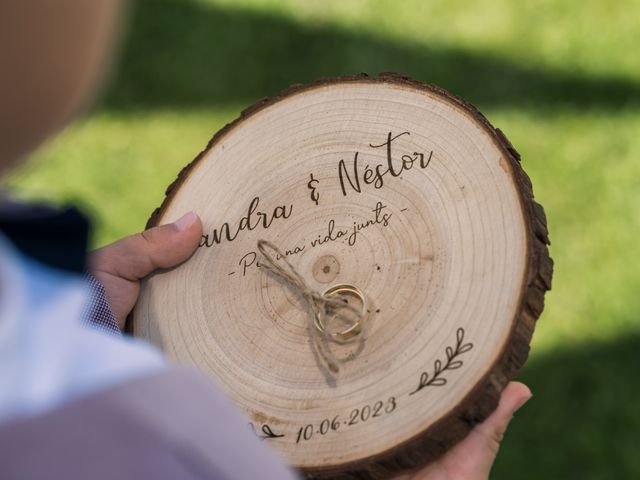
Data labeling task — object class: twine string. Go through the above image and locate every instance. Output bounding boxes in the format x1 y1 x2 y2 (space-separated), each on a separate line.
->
257 239 366 373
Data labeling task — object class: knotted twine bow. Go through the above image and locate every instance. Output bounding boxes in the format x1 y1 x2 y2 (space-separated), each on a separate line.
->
257 240 367 373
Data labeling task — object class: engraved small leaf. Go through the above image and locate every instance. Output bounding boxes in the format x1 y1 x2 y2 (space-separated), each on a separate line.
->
456 328 465 345
434 359 442 374
410 371 431 395
458 342 473 354
448 360 463 370
429 377 447 386
446 346 454 360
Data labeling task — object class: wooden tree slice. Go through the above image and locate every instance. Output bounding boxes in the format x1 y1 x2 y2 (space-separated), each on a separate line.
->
132 73 552 479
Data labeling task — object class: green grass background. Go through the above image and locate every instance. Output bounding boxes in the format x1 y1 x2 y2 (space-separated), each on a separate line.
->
5 0 640 477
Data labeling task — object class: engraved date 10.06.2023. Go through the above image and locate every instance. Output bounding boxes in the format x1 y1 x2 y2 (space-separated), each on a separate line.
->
249 328 474 444
295 396 397 444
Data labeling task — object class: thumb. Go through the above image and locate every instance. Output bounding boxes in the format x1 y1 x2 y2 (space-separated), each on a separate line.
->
89 212 202 329
91 211 203 281
440 382 532 479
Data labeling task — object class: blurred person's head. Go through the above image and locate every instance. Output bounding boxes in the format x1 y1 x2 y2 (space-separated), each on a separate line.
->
0 0 125 172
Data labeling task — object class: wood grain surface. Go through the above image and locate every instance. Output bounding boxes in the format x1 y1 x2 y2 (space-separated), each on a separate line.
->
132 73 553 479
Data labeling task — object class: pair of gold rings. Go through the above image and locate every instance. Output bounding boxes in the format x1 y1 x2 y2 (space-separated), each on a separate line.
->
313 283 367 341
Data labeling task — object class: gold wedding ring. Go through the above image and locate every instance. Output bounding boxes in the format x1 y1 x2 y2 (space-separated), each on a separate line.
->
314 283 367 341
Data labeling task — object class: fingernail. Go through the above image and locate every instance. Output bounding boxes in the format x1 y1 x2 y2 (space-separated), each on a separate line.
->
174 211 198 231
514 391 533 413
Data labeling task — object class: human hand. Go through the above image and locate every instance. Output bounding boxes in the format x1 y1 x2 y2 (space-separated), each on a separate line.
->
89 211 202 330
391 382 532 480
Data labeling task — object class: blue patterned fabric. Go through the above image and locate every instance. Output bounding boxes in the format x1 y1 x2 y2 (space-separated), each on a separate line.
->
81 273 121 335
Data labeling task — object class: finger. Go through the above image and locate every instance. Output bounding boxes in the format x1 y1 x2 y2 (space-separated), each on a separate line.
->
91 211 202 281
437 382 532 480
474 381 532 451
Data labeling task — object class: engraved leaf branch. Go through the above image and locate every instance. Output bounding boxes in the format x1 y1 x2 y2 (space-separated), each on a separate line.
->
409 328 473 395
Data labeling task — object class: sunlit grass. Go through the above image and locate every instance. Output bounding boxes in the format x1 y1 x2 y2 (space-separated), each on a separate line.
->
489 108 640 350
6 108 238 245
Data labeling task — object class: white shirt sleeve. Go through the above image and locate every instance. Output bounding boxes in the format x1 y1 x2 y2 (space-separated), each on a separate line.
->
0 233 299 479
0 233 166 424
